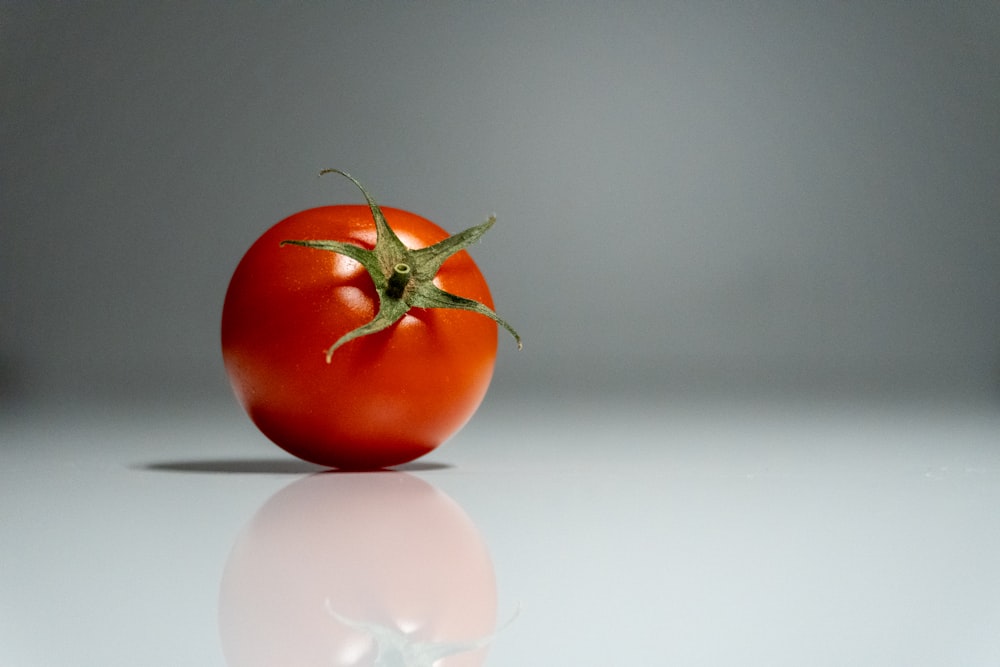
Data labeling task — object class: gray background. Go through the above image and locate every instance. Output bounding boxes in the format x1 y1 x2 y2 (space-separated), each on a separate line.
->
3 2 999 407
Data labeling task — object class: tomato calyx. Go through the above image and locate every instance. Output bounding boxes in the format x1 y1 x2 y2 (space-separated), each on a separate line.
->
280 169 522 362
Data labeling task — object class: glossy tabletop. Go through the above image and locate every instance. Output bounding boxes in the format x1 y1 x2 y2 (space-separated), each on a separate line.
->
3 393 1000 665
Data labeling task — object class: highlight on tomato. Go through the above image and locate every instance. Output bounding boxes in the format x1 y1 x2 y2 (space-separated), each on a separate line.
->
221 169 520 469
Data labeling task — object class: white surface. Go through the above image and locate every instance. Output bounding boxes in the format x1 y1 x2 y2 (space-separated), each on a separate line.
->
2 394 1000 665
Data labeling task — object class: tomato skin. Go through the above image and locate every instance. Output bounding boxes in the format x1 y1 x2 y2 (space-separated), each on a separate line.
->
221 205 498 469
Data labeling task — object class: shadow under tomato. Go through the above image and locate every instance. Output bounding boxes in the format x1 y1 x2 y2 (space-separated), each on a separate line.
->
136 458 453 474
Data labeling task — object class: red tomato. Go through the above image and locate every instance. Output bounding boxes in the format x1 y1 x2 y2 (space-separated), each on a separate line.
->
221 199 506 469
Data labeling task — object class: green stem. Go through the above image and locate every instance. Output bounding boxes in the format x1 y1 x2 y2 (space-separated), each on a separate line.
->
283 169 521 357
385 263 412 299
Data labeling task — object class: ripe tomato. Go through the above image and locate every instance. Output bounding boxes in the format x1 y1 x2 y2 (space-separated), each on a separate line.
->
221 171 518 469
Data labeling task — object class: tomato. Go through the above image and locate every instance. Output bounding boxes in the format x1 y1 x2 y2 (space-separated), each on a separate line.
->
221 171 519 469
218 472 500 666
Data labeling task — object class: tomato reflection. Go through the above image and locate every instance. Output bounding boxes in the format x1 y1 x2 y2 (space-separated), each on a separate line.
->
219 472 497 666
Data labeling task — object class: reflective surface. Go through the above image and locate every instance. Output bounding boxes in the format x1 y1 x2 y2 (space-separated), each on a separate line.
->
220 472 497 666
3 394 1000 665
